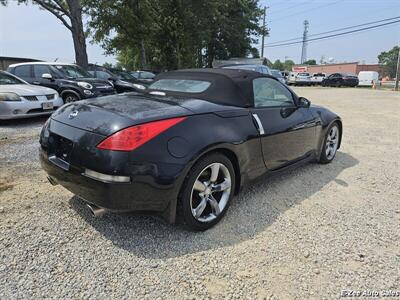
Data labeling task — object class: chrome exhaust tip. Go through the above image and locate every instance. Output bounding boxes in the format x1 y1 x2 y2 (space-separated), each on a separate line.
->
47 176 58 186
86 203 106 217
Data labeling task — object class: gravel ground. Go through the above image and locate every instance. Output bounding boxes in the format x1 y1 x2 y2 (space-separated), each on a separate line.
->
0 87 399 299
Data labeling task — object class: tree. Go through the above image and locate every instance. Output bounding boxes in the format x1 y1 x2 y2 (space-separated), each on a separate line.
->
85 0 264 71
1 0 88 68
283 59 295 71
303 59 317 65
272 59 284 70
378 46 399 78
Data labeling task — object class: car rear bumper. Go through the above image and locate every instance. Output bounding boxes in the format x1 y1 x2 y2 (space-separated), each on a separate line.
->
0 98 63 120
39 147 182 213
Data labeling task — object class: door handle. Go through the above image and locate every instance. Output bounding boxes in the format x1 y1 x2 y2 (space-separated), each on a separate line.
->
252 113 265 135
33 81 40 85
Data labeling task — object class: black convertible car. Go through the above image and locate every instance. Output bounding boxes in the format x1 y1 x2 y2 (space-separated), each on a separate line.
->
40 69 342 231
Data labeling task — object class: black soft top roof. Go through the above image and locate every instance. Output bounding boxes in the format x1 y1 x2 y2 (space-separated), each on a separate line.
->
153 68 269 107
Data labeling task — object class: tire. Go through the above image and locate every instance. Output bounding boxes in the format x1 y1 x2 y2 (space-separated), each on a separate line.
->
179 153 236 231
62 93 79 103
319 123 340 164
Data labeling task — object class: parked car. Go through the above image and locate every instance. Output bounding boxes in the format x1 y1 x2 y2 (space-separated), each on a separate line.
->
311 73 326 85
287 72 297 85
40 68 342 231
88 65 145 93
358 71 380 87
130 71 156 84
0 71 63 120
295 72 312 86
281 71 289 81
322 73 359 87
270 69 286 84
219 64 273 75
7 62 116 103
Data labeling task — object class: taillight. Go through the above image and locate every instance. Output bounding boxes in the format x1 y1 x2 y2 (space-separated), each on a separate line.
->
97 117 186 151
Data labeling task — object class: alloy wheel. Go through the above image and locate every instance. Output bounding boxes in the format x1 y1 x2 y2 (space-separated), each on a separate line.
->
325 126 339 160
190 162 232 223
64 94 78 103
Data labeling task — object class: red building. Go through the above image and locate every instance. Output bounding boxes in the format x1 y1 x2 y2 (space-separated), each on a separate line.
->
292 62 381 75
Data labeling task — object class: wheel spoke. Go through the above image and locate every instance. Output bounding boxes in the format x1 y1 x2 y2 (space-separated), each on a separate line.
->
212 179 231 192
193 180 206 192
208 195 221 216
326 146 331 157
193 197 207 218
209 164 220 182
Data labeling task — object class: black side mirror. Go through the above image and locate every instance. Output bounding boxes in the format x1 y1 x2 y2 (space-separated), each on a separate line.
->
298 97 311 108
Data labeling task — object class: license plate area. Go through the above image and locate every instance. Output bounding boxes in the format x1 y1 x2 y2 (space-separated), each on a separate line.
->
48 133 74 163
42 102 54 110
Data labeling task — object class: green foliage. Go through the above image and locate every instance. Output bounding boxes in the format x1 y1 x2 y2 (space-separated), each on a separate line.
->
283 59 295 71
85 0 264 71
303 59 317 65
272 59 284 70
378 46 399 78
269 59 294 71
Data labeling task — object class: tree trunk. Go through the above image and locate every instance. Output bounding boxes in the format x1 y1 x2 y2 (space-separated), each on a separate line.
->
139 39 147 69
67 0 88 68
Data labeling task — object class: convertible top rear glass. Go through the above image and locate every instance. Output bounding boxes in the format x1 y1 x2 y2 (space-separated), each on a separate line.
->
149 79 211 93
151 68 271 107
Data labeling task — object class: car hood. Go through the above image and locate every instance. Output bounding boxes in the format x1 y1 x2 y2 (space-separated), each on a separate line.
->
0 84 57 96
51 93 243 136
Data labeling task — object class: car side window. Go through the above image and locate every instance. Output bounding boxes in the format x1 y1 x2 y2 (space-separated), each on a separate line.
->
253 77 294 108
34 65 52 78
14 65 31 78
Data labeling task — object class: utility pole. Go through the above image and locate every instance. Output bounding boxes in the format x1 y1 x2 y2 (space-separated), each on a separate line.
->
395 46 400 91
301 20 309 64
260 6 267 59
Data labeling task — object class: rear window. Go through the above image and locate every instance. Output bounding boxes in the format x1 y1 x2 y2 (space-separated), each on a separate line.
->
298 73 310 76
149 79 211 93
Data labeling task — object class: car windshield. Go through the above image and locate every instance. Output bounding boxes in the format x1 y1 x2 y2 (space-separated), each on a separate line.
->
113 70 135 80
140 71 155 79
271 70 283 78
0 72 25 85
223 65 257 71
149 79 211 93
54 64 93 79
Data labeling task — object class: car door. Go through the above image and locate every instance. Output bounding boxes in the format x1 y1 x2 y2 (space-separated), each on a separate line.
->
33 64 60 90
250 77 317 170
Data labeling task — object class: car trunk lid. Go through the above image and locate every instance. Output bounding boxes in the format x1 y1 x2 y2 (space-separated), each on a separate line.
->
51 93 194 136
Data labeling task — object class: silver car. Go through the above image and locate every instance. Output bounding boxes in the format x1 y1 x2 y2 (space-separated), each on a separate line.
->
0 71 64 120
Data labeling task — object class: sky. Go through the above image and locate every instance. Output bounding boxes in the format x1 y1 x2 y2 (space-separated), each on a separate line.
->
0 0 399 65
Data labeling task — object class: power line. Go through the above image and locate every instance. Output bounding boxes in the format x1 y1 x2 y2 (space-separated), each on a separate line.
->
267 16 400 46
269 0 314 16
265 19 400 48
269 0 343 23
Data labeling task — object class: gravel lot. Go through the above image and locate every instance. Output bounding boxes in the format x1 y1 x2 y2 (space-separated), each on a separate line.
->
1 87 399 299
